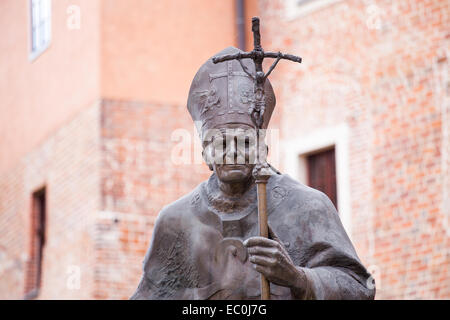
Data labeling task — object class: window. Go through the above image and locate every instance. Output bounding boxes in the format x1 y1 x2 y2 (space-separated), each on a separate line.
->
283 125 351 236
306 147 338 209
286 0 342 19
30 0 51 60
24 187 46 299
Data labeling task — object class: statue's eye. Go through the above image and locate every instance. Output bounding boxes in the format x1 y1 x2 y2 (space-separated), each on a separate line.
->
212 136 224 151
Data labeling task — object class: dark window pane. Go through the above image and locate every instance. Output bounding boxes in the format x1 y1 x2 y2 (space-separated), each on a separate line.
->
24 187 46 299
306 148 337 210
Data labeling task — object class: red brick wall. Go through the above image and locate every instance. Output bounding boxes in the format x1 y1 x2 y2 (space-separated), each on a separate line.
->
0 103 101 299
95 99 210 299
259 0 449 299
0 99 211 300
0 164 26 299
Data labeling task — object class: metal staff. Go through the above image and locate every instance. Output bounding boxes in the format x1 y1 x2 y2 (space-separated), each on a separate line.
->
212 17 302 300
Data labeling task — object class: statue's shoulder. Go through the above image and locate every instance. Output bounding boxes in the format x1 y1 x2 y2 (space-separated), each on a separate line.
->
268 173 343 246
271 173 335 215
154 180 207 227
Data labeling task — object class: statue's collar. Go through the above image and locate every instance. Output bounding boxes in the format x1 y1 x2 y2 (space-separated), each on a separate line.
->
203 173 258 219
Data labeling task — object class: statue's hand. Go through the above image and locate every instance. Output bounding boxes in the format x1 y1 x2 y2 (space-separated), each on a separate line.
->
243 226 307 290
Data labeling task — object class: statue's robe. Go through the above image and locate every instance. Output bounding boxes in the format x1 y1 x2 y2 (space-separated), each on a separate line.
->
131 172 375 300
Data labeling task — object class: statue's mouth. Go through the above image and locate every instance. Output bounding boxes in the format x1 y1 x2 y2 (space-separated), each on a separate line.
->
222 164 247 169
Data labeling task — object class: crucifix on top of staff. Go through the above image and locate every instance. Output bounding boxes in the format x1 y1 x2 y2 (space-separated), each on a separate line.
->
212 17 302 300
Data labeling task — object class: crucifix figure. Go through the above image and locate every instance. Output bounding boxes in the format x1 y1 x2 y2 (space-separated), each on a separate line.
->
131 17 375 300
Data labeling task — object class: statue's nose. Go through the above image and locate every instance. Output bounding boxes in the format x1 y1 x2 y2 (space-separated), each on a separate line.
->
230 138 238 154
224 137 238 164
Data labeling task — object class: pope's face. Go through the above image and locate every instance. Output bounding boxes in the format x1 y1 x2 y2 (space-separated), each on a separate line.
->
203 124 260 183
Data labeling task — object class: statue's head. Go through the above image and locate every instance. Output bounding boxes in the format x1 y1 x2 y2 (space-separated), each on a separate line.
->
187 47 276 183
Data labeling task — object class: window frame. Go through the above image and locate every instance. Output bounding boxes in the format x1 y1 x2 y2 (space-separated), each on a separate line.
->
283 124 352 238
29 0 52 61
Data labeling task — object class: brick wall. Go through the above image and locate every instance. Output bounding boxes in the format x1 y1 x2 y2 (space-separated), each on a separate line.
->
0 99 211 299
0 102 101 299
259 0 449 299
0 164 26 298
94 99 210 299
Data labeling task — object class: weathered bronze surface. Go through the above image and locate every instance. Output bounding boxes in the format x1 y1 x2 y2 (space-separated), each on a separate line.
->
131 17 375 300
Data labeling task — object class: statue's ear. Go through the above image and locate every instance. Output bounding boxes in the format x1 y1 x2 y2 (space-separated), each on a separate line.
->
202 149 214 171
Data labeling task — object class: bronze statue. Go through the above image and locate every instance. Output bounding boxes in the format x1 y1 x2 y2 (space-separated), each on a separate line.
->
131 18 375 300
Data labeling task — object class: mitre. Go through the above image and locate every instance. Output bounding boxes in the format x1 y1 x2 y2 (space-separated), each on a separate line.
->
187 46 276 139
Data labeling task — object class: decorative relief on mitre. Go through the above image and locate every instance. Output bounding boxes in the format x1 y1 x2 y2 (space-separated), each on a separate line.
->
264 91 275 107
187 47 276 134
239 83 255 105
194 85 221 115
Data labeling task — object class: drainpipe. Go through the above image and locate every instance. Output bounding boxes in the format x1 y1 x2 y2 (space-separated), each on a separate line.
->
236 0 246 51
